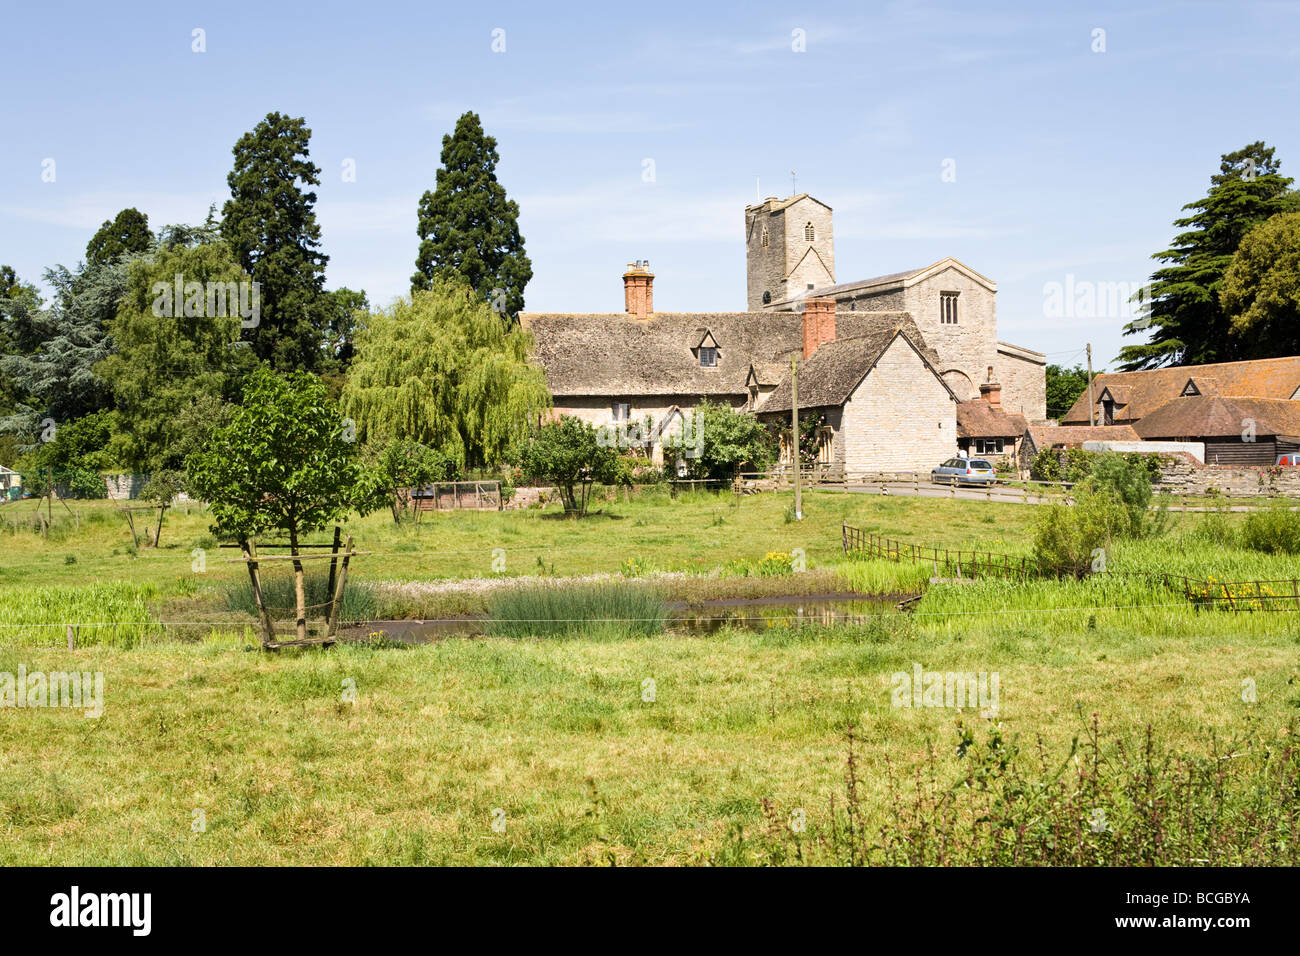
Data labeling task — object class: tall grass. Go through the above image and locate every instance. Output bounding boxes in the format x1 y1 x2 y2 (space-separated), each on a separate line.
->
486 582 667 638
0 581 163 647
220 572 377 623
712 715 1300 866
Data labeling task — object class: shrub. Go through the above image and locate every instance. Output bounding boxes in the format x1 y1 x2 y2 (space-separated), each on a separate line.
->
1087 453 1165 538
1240 502 1300 554
1032 486 1129 577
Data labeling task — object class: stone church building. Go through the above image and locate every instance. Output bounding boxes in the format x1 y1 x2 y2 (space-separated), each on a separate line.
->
521 193 1046 474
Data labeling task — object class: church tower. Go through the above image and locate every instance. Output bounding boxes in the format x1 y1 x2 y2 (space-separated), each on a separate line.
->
745 193 835 310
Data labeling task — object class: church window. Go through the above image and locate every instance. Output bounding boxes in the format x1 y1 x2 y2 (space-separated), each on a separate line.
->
760 226 769 248
762 291 771 304
940 291 959 325
699 346 718 367
804 222 815 241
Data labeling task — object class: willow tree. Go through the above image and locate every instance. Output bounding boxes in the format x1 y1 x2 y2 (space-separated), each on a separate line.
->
341 279 550 470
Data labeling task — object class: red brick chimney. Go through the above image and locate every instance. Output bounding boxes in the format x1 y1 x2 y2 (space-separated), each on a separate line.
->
623 260 653 318
802 297 837 359
979 382 1002 408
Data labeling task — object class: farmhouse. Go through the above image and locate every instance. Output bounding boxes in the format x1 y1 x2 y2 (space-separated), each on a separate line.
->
522 193 1047 474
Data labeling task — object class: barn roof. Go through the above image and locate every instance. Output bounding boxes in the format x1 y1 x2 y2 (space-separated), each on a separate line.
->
1132 395 1300 440
1061 355 1300 424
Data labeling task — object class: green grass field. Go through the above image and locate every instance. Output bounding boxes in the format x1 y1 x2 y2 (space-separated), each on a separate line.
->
1 489 1298 864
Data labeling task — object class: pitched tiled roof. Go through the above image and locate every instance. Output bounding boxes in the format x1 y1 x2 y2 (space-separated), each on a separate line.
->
521 311 925 398
756 320 946 413
1133 396 1300 440
957 401 1028 439
1025 424 1141 449
1061 356 1300 424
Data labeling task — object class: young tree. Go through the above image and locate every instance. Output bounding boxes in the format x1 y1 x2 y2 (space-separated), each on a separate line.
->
519 417 619 516
222 112 329 371
1118 142 1300 370
94 239 258 472
341 278 550 470
86 208 151 266
412 111 532 322
187 369 372 642
1220 211 1300 357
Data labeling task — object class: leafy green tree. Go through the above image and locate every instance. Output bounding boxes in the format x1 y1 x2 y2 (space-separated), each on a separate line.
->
27 409 117 498
94 239 258 472
187 369 371 641
341 279 550 470
412 111 532 321
86 208 151 266
222 112 329 371
1219 211 1300 357
518 416 619 516
1118 142 1300 369
1045 364 1092 420
667 401 776 481
364 439 460 523
321 286 368 368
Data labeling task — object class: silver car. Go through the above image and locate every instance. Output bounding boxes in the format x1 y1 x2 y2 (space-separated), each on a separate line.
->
931 457 997 486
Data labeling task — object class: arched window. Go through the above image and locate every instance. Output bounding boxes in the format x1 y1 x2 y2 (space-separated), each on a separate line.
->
804 222 815 241
760 226 769 248
762 291 771 305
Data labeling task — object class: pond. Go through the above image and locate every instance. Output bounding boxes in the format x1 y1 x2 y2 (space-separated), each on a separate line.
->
342 592 910 643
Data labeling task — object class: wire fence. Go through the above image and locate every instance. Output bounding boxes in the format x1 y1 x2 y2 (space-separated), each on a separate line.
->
842 523 1300 613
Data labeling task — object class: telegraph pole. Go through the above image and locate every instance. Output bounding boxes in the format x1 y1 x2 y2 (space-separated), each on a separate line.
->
791 356 802 521
1086 343 1096 426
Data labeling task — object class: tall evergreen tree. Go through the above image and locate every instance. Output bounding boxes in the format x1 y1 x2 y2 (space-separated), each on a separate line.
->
86 208 151 266
1118 142 1300 370
412 111 532 322
222 112 329 371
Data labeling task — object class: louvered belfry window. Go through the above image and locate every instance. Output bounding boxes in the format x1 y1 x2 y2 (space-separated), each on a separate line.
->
940 291 959 324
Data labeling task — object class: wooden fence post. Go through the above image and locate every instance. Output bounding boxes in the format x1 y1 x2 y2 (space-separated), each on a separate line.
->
326 535 355 639
243 539 277 646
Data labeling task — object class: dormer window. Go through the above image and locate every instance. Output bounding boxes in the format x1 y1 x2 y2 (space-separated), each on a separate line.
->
804 222 815 241
940 291 959 324
699 346 717 367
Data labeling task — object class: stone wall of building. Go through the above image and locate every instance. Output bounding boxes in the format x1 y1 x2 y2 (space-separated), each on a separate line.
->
997 347 1047 421
840 337 957 472
902 267 998 403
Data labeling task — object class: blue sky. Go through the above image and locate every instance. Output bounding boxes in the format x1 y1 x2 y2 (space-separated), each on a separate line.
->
2 0 1298 369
